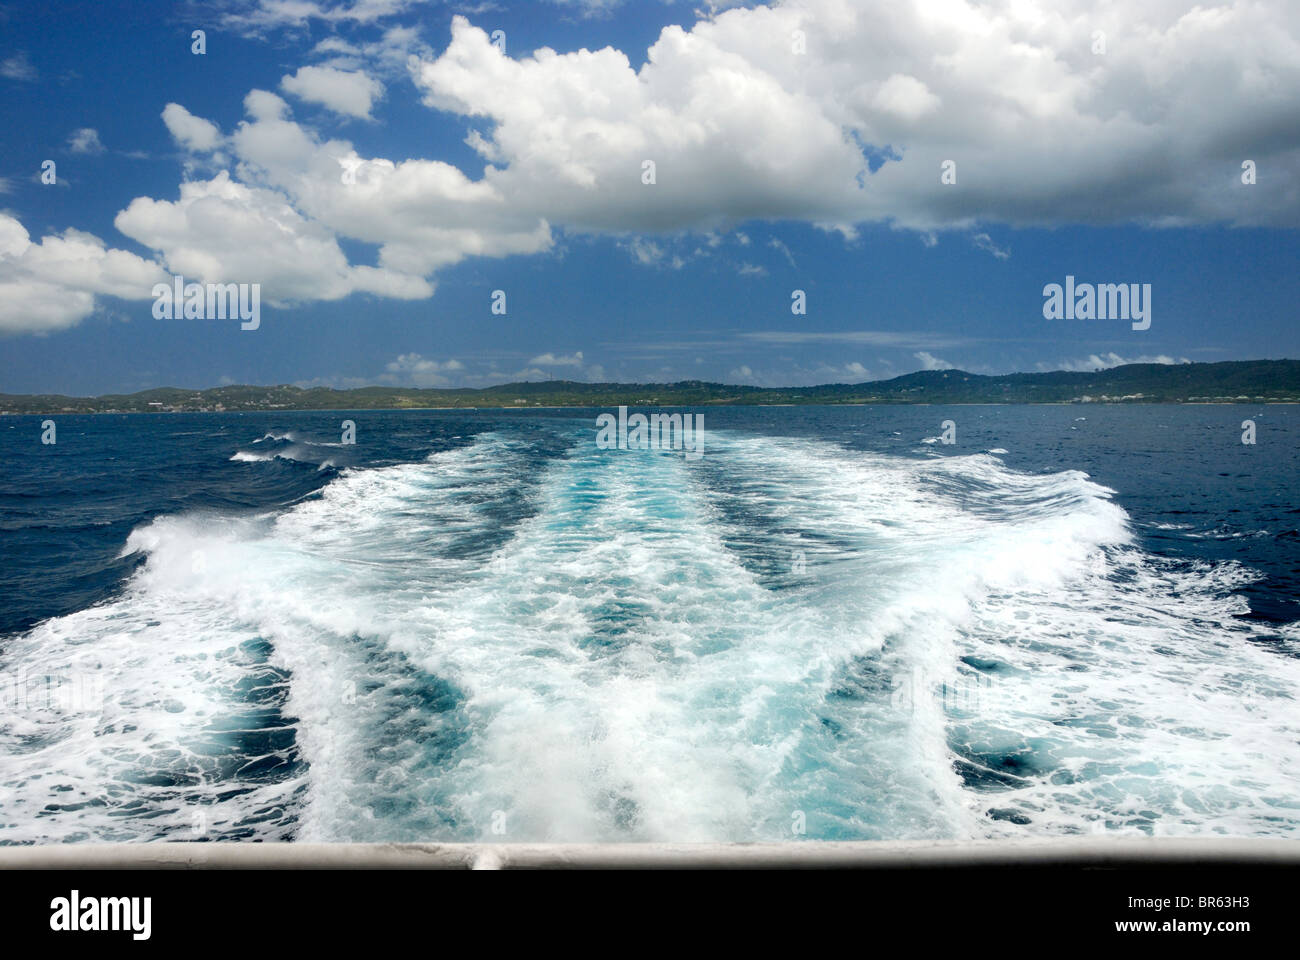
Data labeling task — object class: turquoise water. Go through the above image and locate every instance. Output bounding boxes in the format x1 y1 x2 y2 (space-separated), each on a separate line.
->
1 405 1297 842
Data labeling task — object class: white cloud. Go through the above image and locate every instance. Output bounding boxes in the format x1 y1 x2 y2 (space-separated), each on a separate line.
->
528 351 585 366
221 89 553 275
742 330 972 348
970 232 1009 260
722 359 882 387
221 0 435 31
382 352 464 386
914 351 954 370
0 214 168 334
113 171 431 303
408 5 1300 231
550 0 624 16
0 52 36 81
0 217 25 260
768 237 796 267
162 104 222 153
620 236 687 269
17 0 1297 337
625 238 663 266
68 128 104 154
281 66 384 119
1050 353 1191 372
310 26 431 76
872 73 940 122
140 89 552 300
374 352 616 388
413 15 869 233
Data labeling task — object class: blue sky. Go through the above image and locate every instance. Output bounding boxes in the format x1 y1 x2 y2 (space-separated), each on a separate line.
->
1 0 1298 395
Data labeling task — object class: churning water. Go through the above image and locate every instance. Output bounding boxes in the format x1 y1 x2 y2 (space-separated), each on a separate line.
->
2 406 1297 843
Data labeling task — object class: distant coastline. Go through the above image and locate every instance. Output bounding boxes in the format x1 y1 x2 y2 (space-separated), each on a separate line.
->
3 359 1298 414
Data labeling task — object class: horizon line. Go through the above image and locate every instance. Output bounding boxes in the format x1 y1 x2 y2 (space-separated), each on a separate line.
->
5 357 1298 401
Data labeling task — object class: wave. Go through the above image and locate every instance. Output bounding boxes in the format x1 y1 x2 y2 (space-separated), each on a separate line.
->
230 444 341 469
252 430 349 449
2 428 1297 844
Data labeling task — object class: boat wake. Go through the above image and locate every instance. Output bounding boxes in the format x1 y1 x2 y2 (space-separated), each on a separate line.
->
2 427 1297 843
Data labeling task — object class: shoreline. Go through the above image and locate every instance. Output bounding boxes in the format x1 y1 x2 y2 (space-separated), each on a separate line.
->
4 361 1297 414
4 400 1299 416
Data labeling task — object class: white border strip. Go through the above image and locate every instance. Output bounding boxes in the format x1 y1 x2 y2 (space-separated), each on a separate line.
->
2 839 1298 870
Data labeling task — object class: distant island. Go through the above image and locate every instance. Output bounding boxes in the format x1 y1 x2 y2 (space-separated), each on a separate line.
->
3 360 1299 414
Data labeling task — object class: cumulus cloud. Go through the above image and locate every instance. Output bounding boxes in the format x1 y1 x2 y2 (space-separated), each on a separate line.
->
914 351 955 370
872 73 940 122
528 351 585 366
376 351 611 387
13 1 1300 337
138 89 550 307
724 359 882 387
413 14 869 233
214 89 554 275
1050 352 1192 372
162 104 222 153
113 171 431 302
0 214 168 334
281 66 384 118
409 5 1300 233
382 352 464 386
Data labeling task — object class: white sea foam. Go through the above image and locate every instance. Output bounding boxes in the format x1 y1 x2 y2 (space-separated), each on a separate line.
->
2 428 1297 843
230 444 336 466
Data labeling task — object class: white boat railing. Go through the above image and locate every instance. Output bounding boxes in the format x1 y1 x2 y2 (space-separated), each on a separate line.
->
1 838 1297 870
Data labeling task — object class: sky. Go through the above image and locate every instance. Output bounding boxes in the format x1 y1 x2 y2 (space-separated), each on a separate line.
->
1 0 1298 396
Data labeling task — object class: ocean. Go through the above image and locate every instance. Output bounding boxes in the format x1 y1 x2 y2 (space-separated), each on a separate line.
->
1 405 1298 843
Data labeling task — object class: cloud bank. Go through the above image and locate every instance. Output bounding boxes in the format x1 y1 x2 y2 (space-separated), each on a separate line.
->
6 0 1299 334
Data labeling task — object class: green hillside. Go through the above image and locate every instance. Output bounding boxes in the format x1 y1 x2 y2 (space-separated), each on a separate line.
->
3 359 1298 414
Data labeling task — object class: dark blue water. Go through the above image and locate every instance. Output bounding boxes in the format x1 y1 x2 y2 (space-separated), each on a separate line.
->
1 405 1297 843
